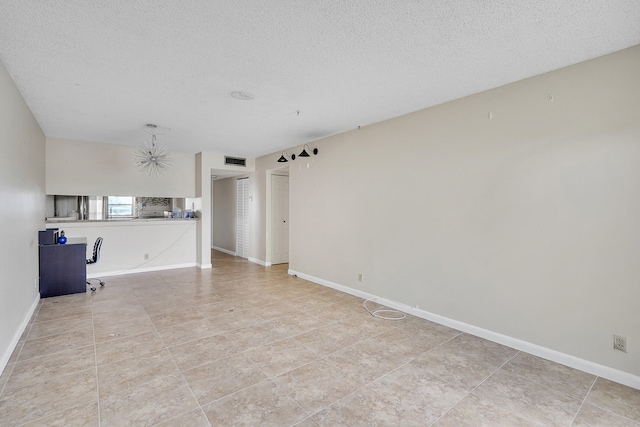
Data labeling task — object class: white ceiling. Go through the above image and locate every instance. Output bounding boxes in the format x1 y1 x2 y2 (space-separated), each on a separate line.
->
1 1 639 157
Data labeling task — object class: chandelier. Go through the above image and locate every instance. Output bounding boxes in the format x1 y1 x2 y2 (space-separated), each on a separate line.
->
134 124 171 177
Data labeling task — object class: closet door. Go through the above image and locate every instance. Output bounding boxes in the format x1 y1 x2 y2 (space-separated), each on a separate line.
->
236 178 249 258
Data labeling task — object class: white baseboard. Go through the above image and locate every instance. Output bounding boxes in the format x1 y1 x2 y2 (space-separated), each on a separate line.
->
289 269 375 300
289 269 640 391
0 293 39 377
88 262 197 278
212 246 236 256
210 248 271 267
197 263 213 270
249 257 271 267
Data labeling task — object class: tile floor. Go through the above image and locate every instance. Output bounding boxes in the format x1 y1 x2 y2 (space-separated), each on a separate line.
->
1 251 639 426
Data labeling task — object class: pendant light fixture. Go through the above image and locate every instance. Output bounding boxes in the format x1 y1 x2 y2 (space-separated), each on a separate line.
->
298 144 318 157
277 151 295 163
134 124 172 177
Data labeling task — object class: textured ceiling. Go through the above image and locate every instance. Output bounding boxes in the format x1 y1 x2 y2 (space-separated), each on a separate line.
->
1 1 639 157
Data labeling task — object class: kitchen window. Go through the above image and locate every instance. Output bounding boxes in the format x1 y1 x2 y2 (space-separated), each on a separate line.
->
107 196 134 217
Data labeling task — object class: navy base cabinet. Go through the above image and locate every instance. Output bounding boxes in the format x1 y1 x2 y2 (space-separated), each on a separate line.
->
39 243 87 298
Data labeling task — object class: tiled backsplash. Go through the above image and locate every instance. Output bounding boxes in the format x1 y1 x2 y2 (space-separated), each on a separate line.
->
136 197 172 217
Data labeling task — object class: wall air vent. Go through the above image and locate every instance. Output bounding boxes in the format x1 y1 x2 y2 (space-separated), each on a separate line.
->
224 156 246 167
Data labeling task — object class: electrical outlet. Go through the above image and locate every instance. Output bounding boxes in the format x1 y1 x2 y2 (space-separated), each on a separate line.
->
613 334 627 353
144 253 149 260
34 277 38 289
358 273 364 282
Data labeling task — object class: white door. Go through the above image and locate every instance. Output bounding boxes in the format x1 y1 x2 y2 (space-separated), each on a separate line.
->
271 174 289 264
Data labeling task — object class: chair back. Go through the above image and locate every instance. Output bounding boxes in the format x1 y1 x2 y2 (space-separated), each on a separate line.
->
87 237 103 264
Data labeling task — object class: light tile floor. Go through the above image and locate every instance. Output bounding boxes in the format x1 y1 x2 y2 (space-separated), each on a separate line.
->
1 251 639 426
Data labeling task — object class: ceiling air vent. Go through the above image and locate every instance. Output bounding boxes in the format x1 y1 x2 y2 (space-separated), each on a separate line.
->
224 156 246 167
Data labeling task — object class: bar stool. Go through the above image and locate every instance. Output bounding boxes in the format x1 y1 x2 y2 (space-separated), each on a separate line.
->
86 237 105 292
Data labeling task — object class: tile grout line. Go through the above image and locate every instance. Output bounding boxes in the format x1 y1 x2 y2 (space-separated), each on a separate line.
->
0 360 15 398
91 294 102 427
578 379 640 425
355 331 468 426
94 291 179 425
169 287 317 423
280 331 453 423
147 294 213 427
247 358 314 426
569 376 598 426
468 349 521 395
192 303 353 423
0 301 41 400
429 349 524 426
10 258 637 425
8 300 96 426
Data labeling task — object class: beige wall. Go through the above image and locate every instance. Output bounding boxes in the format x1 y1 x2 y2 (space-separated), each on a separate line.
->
44 137 200 272
212 178 237 253
46 137 197 197
0 60 45 370
251 158 270 262
255 46 640 377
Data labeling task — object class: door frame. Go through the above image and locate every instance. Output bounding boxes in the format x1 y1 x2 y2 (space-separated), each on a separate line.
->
265 166 289 265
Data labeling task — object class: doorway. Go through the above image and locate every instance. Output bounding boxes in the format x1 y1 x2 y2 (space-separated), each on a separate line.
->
270 174 289 264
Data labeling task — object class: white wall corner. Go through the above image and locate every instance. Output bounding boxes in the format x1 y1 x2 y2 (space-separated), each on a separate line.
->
212 246 236 257
0 294 39 377
249 257 271 267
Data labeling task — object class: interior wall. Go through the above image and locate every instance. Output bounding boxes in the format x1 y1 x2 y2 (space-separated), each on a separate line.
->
212 178 237 253
257 45 640 377
196 153 256 268
195 153 207 267
0 60 45 371
56 221 197 275
46 137 196 197
252 159 270 263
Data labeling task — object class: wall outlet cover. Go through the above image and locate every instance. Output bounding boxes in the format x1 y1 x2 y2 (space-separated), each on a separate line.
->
613 334 627 353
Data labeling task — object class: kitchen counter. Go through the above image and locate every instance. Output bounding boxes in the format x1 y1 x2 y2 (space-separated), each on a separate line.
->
46 217 198 276
46 217 197 224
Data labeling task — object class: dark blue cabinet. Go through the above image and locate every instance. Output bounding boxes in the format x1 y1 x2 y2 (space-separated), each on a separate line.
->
39 243 87 298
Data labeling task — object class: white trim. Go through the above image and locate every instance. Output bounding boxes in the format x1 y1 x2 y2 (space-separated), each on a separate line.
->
88 262 197 278
197 263 212 269
289 269 640 391
211 247 268 267
212 246 236 256
0 294 39 377
249 257 271 267
289 269 374 300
